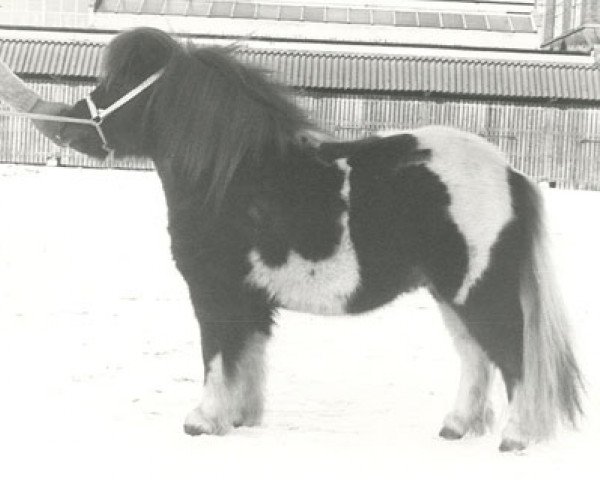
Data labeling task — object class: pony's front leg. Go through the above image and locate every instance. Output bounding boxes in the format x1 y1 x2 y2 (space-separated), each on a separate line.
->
184 332 268 435
184 289 273 436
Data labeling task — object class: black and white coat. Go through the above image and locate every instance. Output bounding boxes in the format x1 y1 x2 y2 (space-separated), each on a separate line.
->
58 27 582 452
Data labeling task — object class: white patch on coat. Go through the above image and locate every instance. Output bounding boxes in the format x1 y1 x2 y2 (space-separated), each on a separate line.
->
246 160 360 315
184 333 268 435
338 157 351 202
379 126 513 304
439 303 495 436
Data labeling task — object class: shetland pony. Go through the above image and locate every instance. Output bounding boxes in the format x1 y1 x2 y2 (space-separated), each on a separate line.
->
57 27 583 451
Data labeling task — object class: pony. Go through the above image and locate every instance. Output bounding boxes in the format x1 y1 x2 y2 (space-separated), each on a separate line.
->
57 27 583 451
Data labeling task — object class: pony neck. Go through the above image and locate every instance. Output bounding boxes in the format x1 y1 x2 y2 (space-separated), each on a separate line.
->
155 130 336 218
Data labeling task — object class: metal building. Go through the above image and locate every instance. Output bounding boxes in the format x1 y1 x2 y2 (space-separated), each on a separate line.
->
1 1 599 188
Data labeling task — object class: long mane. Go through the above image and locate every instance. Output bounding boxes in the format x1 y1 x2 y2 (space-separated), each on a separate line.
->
103 30 316 210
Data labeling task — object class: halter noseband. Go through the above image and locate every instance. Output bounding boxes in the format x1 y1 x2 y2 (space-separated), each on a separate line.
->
84 69 163 153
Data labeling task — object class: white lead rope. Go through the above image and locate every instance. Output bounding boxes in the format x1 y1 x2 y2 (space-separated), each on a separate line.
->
0 109 101 148
0 109 97 125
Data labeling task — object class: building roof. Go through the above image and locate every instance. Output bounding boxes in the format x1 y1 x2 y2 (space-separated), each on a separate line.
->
85 0 540 50
1 37 599 102
95 1 536 34
0 2 540 50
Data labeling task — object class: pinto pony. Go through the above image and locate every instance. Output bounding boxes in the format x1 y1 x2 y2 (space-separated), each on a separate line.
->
58 27 583 451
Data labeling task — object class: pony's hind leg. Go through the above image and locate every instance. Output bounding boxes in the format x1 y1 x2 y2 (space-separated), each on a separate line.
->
438 303 495 439
183 286 273 436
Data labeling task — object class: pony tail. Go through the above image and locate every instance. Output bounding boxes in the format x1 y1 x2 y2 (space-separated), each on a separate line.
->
518 179 584 440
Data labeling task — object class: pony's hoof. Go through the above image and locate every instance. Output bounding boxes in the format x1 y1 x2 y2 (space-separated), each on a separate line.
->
439 426 464 440
232 416 260 429
183 408 230 436
184 422 210 436
499 438 528 452
439 413 468 440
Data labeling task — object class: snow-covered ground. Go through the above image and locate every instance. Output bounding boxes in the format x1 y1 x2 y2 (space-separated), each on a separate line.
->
0 164 598 479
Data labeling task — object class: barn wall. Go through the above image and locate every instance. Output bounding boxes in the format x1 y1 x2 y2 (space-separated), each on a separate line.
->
1 79 599 190
300 91 600 189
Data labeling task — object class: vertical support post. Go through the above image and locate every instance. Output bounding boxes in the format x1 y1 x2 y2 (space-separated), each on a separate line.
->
543 103 557 186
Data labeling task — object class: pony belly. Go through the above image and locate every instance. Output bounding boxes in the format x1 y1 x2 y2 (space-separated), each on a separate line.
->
246 212 361 315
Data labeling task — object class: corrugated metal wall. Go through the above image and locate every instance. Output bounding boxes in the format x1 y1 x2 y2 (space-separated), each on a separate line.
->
3 38 600 102
299 91 600 189
1 79 599 189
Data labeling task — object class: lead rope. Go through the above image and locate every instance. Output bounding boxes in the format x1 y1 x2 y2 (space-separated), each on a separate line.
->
0 69 164 159
0 110 97 125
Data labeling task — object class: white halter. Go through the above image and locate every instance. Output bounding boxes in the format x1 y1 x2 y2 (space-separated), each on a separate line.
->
84 69 163 153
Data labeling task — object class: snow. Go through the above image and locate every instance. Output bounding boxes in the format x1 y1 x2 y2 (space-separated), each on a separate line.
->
0 164 598 479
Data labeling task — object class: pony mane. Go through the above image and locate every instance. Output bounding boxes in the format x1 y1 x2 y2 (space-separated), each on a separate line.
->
105 31 316 210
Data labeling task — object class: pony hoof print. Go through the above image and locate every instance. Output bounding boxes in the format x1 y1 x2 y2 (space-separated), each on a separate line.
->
57 27 584 452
